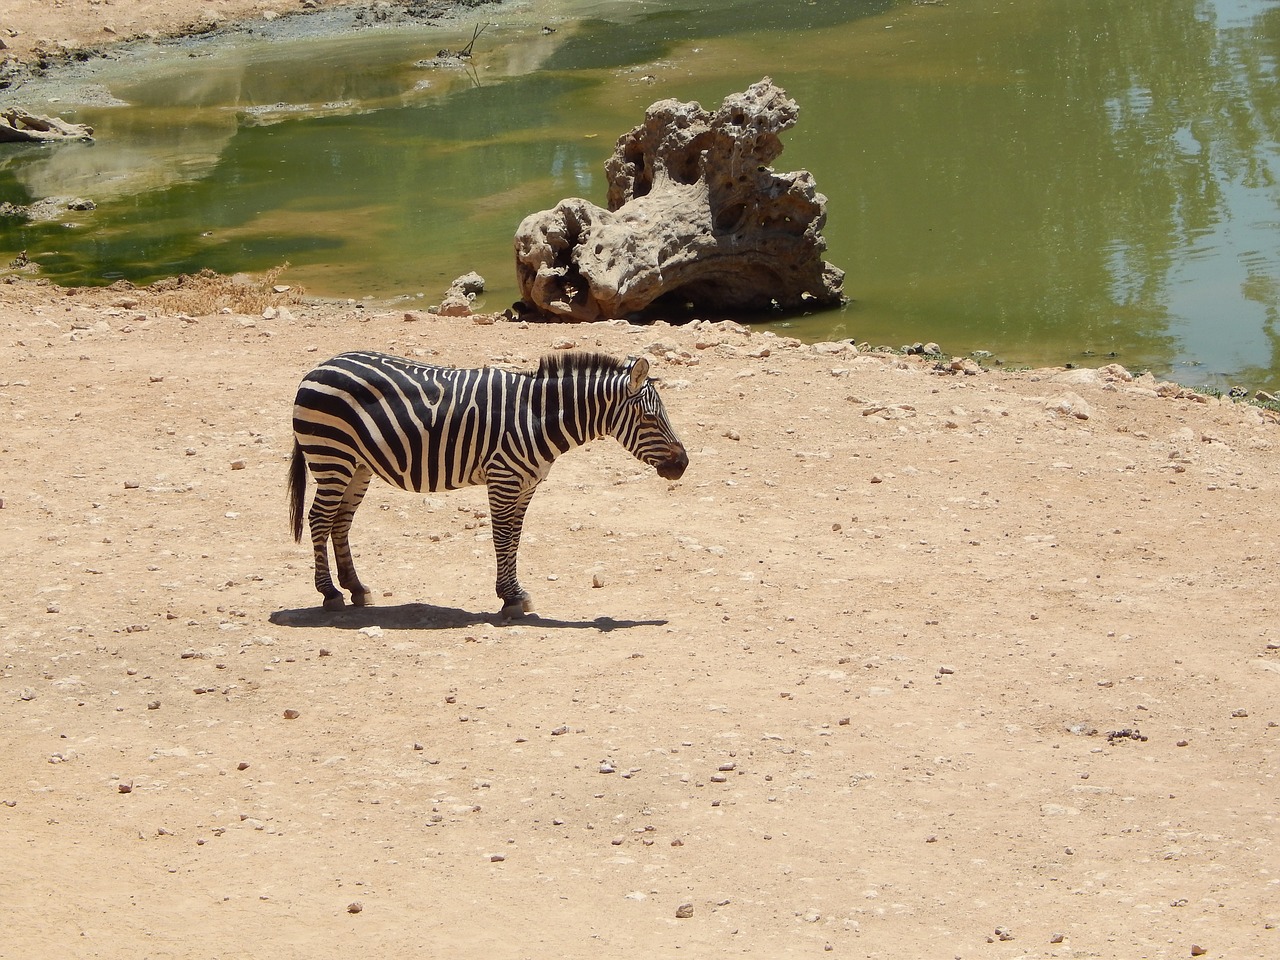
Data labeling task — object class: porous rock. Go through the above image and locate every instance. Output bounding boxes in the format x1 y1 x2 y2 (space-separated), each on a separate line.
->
514 78 844 321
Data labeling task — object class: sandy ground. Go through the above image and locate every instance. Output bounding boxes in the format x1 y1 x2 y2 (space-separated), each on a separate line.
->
2 2 1279 959
2 271 1278 960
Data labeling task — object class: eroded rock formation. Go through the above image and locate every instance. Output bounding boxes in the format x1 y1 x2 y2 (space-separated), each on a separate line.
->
514 78 844 321
0 108 94 144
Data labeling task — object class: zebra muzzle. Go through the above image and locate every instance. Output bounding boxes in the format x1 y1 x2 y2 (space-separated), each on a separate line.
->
655 445 689 480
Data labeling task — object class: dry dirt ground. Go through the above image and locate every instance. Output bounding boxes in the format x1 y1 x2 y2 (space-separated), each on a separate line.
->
2 3 1279 959
1 273 1278 960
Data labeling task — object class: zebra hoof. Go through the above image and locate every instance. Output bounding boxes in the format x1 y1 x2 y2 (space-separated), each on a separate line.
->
350 591 372 607
322 594 346 611
500 597 533 619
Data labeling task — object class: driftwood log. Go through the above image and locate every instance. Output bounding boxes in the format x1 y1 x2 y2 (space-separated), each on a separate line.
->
513 78 843 321
0 108 94 144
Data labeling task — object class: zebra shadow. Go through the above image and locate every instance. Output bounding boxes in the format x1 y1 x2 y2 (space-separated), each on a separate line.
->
268 603 665 632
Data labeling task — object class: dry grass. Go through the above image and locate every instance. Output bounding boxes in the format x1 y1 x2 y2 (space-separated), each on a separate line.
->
146 265 306 316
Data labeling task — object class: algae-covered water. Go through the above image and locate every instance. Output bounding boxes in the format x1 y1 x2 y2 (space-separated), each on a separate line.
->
1 0 1277 389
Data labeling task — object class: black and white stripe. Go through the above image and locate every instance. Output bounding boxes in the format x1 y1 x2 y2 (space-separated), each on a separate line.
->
288 350 688 615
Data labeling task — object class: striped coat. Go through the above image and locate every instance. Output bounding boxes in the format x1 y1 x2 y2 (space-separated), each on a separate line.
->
288 350 687 615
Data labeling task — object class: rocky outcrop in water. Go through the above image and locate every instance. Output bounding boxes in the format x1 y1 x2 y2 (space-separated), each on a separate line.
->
0 108 94 144
513 77 844 322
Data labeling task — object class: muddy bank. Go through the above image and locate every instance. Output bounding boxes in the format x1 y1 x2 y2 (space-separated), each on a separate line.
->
0 0 506 102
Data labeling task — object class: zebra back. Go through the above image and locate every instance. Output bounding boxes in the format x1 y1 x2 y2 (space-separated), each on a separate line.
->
292 350 683 494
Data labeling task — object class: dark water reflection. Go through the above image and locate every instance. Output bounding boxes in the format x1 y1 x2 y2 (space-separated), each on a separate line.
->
1 0 1276 389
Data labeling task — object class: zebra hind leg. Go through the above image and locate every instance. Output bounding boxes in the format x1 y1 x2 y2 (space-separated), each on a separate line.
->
331 465 374 607
307 468 355 611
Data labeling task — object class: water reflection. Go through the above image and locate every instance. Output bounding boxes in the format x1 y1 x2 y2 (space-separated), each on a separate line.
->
0 0 1276 389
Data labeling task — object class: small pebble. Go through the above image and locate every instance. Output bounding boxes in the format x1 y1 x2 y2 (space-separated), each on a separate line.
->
347 901 362 914
675 903 694 919
1190 946 1207 957
283 709 301 720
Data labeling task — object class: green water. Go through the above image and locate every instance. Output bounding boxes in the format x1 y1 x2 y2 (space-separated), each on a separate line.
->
2 0 1277 389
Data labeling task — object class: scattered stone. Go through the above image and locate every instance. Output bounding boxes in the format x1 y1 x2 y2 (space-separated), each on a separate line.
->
1190 945 1207 957
346 901 362 914
436 272 485 317
675 903 694 919
1048 392 1092 420
283 709 301 720
1106 728 1147 743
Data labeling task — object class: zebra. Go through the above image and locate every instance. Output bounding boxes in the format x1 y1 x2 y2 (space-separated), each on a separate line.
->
287 349 688 616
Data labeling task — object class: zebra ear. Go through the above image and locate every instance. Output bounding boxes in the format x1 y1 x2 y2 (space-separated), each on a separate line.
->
627 356 649 394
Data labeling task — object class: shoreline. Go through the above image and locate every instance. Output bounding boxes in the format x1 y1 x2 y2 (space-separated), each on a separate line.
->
0 0 506 98
3 2 1276 396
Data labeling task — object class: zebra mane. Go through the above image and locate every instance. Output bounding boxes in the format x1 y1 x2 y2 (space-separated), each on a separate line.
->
533 351 630 379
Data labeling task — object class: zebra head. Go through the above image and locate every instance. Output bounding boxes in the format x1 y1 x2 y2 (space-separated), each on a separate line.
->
613 357 689 480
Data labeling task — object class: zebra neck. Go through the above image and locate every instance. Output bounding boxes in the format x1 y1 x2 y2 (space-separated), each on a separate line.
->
537 372 626 447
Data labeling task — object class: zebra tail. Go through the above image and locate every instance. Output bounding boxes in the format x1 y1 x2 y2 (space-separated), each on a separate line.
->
288 439 308 543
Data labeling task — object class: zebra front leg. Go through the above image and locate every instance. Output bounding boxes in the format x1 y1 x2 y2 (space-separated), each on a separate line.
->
487 475 539 617
331 465 374 607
